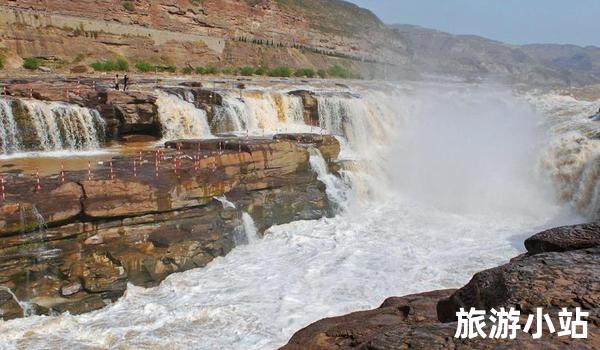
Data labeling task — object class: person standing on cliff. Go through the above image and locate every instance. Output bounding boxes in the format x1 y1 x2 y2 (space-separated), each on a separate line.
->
114 74 120 91
123 74 129 91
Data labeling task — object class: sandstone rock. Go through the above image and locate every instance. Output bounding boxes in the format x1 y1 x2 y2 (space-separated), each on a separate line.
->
437 247 600 322
283 223 600 349
60 282 82 297
0 136 340 319
524 222 600 254
283 290 455 350
70 65 89 73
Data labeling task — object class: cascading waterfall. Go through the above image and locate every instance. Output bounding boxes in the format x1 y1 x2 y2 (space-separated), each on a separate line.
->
0 98 104 154
526 91 600 219
309 148 349 210
0 98 21 154
1 83 599 350
242 212 259 244
213 91 306 134
155 92 212 140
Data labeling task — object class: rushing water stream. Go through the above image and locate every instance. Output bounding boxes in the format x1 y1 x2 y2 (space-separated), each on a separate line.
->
0 82 597 349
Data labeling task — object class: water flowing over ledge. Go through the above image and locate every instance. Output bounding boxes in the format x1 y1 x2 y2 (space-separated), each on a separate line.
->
0 80 598 349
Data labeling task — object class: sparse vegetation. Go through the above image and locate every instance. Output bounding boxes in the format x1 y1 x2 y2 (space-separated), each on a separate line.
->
90 58 129 72
122 1 134 11
294 68 316 78
135 62 153 73
204 66 218 74
327 64 356 79
23 57 42 70
221 67 238 75
0 56 4 70
317 69 327 79
181 66 194 75
156 64 177 73
254 66 268 76
268 66 292 77
240 66 255 76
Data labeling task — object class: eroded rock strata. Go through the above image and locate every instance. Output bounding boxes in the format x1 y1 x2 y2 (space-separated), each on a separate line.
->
282 223 600 349
0 135 340 319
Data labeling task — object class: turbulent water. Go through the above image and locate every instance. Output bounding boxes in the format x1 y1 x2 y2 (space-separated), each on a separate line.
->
0 82 595 349
155 92 213 140
213 91 310 135
0 98 105 156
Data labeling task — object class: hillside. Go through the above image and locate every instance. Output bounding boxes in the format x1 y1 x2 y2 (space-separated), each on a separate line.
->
392 24 600 85
0 0 410 78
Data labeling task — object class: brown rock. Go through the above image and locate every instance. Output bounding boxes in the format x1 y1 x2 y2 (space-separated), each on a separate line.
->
524 222 600 254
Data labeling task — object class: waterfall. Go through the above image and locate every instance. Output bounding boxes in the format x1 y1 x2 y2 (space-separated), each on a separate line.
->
309 148 349 210
0 286 34 318
214 91 306 134
527 92 600 219
233 212 259 245
242 212 259 244
0 98 104 154
155 92 212 140
0 99 21 154
214 195 236 209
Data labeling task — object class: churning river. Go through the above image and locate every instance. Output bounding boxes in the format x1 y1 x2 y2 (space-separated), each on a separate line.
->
0 81 598 349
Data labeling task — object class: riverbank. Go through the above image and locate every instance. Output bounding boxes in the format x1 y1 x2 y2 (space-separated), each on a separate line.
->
0 135 340 319
282 223 600 349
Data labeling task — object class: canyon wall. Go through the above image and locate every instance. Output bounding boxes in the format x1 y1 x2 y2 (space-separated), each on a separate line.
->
0 0 410 76
0 134 341 319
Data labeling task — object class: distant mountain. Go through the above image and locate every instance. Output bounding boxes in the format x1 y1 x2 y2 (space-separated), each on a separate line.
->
391 24 600 86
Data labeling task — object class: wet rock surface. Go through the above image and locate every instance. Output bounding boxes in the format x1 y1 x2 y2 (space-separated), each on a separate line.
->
0 135 339 319
282 223 600 349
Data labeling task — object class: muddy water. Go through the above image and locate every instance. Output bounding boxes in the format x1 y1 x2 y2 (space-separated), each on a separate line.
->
0 141 158 176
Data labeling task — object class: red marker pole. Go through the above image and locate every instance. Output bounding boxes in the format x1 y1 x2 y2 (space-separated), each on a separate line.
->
0 175 5 201
60 162 65 183
35 170 42 193
109 159 114 180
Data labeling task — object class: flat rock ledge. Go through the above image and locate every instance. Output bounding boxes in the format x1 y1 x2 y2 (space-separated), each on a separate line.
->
282 222 600 349
0 135 340 320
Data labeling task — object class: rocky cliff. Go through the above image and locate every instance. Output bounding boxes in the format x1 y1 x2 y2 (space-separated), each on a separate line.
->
0 134 341 319
0 0 410 78
282 223 600 349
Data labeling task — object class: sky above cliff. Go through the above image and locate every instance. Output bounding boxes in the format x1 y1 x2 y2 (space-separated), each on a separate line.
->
348 0 600 47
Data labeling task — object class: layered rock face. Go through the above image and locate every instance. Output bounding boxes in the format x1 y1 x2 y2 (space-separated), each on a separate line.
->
283 223 600 349
0 0 409 73
0 135 340 320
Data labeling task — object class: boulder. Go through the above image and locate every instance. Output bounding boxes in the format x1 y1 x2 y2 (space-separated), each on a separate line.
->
524 222 600 254
283 223 600 349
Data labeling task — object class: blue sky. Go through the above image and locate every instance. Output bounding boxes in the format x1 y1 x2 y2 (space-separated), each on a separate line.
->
347 0 600 47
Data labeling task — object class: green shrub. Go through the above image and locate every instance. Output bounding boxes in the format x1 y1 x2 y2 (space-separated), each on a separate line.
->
327 65 355 79
0 57 4 70
155 64 177 73
240 66 254 76
195 66 206 74
268 66 292 77
135 62 153 72
122 1 134 11
204 66 218 74
90 58 129 72
254 66 268 75
317 69 327 78
221 67 238 75
181 66 194 75
115 58 129 71
23 57 42 70
294 68 316 78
